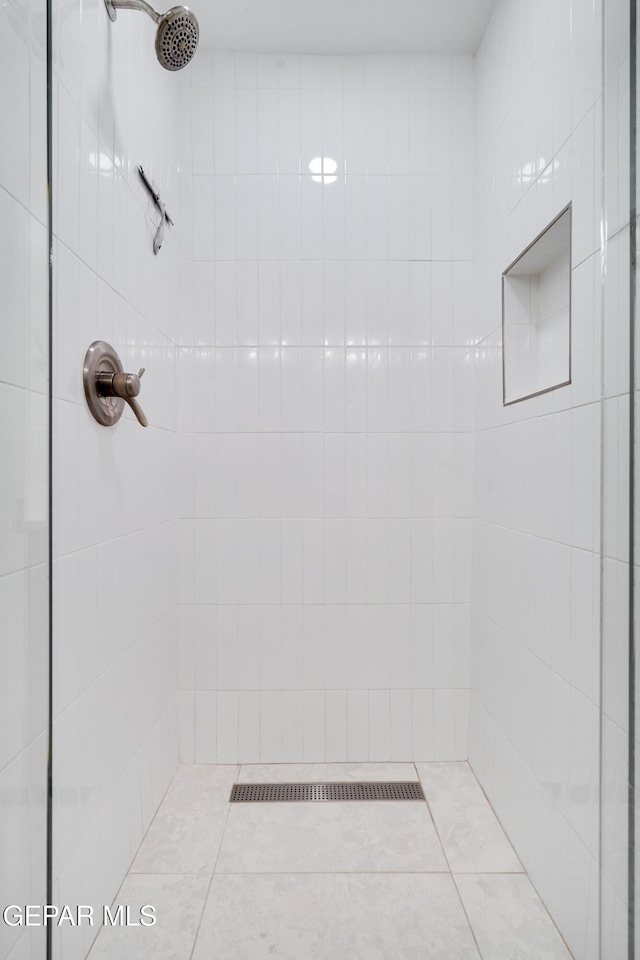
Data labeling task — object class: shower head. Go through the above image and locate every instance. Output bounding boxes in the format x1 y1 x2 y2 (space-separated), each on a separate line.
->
104 0 199 71
155 6 199 71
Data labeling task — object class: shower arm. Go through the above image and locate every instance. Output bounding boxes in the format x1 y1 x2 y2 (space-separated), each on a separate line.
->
104 0 161 24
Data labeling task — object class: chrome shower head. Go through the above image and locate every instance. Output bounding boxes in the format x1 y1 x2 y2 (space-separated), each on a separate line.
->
104 0 199 71
155 6 199 71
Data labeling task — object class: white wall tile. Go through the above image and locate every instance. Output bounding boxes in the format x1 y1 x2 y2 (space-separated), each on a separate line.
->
54 15 186 920
274 693 301 763
178 692 195 763
217 691 238 763
281 521 303 604
325 690 348 761
369 690 391 760
238 691 260 762
183 52 477 776
214 262 237 346
238 606 260 690
347 690 369 761
347 605 369 689
470 3 604 955
192 176 215 260
303 690 325 761
260 692 283 762
194 691 217 762
324 605 348 690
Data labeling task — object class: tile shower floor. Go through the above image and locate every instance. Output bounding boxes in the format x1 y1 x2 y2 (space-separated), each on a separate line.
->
88 762 573 960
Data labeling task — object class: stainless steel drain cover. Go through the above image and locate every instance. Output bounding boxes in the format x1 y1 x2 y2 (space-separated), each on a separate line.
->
230 782 425 802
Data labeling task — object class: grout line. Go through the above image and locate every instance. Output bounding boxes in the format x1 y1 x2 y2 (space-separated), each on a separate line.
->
186 774 237 960
436 870 484 959
415 771 484 959
110 758 185 882
464 760 524 871
463 761 576 959
470 598 599 702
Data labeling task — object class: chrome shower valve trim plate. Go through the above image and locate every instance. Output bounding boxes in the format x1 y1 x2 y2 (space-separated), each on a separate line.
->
83 341 149 428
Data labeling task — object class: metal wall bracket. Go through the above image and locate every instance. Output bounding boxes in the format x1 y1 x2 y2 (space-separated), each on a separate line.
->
138 165 174 255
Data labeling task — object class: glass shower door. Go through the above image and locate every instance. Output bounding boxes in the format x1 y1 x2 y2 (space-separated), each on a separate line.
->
602 0 638 957
0 0 50 957
634 3 640 952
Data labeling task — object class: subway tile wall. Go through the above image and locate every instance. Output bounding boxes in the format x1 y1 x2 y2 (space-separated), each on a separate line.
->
177 52 476 764
44 8 621 960
470 1 603 958
50 1 186 956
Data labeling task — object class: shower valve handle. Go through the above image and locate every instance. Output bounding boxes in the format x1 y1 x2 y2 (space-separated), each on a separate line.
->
96 367 149 428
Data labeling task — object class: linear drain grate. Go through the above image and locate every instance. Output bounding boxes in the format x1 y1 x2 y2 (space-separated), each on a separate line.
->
230 781 425 803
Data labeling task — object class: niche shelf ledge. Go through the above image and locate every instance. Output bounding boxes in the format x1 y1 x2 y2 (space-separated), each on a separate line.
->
502 204 572 405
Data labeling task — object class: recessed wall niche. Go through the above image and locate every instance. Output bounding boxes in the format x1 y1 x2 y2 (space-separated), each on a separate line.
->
502 204 572 405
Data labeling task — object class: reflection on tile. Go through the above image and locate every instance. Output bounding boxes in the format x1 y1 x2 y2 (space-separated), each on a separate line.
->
456 875 572 960
193 873 480 960
131 766 238 874
88 874 209 960
416 762 522 873
237 762 417 783
216 800 447 873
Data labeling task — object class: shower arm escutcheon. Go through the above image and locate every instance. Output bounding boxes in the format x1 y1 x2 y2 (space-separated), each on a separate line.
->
83 341 149 428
